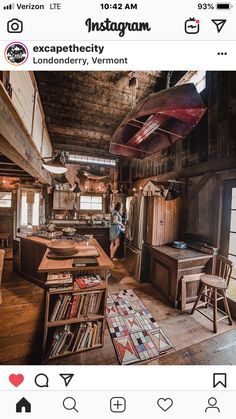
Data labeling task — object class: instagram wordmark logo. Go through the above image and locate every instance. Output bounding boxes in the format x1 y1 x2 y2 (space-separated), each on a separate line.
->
4 41 28 65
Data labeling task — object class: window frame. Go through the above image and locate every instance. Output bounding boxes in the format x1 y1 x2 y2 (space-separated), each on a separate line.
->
221 179 236 280
78 193 104 213
17 187 42 229
0 191 13 209
188 71 206 94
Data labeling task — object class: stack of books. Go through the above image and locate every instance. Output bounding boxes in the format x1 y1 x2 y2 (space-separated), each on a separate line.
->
47 321 103 358
50 291 104 321
45 272 73 291
74 274 102 289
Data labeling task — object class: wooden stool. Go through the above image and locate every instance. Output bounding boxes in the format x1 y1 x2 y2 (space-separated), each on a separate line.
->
0 233 9 249
191 256 233 333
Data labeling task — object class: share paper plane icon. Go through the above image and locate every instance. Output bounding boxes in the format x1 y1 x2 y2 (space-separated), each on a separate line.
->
59 374 74 387
212 19 227 33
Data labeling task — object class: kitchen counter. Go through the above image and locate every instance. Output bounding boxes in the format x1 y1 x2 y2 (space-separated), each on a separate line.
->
43 224 111 255
149 244 211 262
51 220 110 229
17 234 51 245
14 235 113 287
145 243 214 307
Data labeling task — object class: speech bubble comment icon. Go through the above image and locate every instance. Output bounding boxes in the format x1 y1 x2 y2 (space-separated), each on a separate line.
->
34 373 49 388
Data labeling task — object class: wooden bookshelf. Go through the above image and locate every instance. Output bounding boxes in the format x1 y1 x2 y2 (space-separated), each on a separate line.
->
43 281 108 362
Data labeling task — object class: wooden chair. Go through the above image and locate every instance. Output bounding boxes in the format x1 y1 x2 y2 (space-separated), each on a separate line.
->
0 249 5 304
191 256 233 333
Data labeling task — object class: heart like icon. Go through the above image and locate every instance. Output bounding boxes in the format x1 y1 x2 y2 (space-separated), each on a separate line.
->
157 398 173 412
9 374 24 387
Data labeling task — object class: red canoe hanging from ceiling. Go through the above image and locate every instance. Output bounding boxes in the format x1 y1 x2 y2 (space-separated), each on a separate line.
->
109 83 207 159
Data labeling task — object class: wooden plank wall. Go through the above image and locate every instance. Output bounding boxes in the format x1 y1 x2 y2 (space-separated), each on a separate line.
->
123 72 236 247
129 72 236 180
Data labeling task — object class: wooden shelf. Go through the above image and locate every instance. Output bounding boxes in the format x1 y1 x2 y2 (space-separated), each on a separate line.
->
47 344 103 361
48 283 107 295
43 274 108 362
47 314 104 327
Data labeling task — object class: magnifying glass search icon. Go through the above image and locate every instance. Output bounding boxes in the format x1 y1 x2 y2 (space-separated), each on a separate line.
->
63 397 78 413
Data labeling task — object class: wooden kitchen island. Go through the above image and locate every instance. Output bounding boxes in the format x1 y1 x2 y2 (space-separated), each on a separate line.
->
15 235 113 287
145 244 216 308
38 238 113 277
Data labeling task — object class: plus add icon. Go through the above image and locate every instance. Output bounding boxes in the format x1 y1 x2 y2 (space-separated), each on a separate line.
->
110 397 126 413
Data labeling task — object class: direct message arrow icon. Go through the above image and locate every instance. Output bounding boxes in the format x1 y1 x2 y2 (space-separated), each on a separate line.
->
60 374 74 387
212 19 227 33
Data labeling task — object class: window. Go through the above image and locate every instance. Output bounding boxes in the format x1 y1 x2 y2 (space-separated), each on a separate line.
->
79 195 103 211
0 192 12 208
188 71 206 93
229 187 236 279
222 181 236 302
68 154 116 167
19 190 41 227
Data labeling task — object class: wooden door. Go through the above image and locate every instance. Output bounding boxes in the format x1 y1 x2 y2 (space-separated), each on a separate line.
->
146 196 164 246
163 198 181 244
146 196 181 246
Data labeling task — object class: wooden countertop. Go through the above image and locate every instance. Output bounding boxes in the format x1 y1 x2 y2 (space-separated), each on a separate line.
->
38 238 113 273
17 235 50 246
148 244 212 261
52 221 110 229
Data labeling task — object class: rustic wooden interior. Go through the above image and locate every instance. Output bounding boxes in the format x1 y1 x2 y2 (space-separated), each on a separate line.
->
0 70 236 365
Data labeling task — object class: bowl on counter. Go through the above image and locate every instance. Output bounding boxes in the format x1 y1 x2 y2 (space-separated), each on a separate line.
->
47 239 78 255
172 241 187 249
62 227 77 236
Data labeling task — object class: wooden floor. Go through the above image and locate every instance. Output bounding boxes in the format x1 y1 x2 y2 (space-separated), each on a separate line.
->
1 260 236 365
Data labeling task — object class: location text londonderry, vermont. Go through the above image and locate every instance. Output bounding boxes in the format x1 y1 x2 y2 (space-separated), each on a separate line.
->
85 18 151 37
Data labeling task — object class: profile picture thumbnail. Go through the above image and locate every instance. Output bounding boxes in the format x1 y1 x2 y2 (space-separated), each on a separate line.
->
4 42 29 65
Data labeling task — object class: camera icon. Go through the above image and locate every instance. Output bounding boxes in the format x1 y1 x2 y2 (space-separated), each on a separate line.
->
7 18 23 33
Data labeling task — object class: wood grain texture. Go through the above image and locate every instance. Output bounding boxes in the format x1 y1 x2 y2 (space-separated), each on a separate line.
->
39 243 113 273
0 82 51 185
35 71 166 153
146 196 182 246
0 260 44 364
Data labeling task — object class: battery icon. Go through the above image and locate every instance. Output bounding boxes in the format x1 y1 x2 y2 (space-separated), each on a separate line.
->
216 3 233 9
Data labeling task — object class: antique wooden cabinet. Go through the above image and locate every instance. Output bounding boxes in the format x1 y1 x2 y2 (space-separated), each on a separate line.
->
145 244 215 307
146 196 182 246
53 191 75 210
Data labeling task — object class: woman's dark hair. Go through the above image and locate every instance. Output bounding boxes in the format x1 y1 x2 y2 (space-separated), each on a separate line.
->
114 202 122 212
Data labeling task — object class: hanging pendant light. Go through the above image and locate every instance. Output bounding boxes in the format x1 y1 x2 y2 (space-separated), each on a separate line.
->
128 71 139 107
42 152 67 174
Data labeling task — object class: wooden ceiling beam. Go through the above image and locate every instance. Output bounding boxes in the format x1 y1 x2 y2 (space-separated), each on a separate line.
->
49 125 111 143
0 168 27 173
54 142 114 158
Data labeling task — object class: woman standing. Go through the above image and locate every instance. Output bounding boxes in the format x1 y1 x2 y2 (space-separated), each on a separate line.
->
110 202 124 260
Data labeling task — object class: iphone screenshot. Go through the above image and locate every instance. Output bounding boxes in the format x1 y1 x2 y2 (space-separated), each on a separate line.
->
0 0 235 417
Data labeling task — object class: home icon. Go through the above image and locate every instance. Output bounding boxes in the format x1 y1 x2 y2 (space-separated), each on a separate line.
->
16 397 31 413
